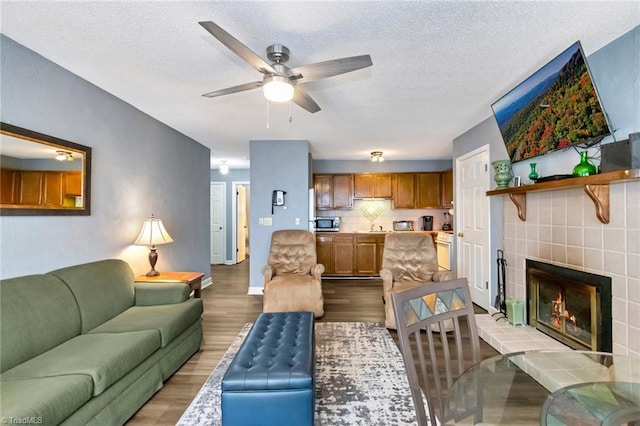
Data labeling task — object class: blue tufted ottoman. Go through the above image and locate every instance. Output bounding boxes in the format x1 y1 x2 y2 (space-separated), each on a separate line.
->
221 312 315 426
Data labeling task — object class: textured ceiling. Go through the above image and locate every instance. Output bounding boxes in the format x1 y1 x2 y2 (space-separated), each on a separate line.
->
1 1 638 168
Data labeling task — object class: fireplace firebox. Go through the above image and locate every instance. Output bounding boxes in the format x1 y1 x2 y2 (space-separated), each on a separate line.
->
526 260 612 352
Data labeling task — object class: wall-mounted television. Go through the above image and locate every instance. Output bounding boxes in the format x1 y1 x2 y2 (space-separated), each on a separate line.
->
491 41 611 163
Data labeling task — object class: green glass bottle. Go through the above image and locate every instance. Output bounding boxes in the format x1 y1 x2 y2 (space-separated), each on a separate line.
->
572 151 597 177
528 163 539 181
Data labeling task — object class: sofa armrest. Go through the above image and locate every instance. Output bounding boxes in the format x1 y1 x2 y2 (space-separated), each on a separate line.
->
261 265 275 284
432 270 455 282
134 282 190 306
380 269 394 296
311 264 325 280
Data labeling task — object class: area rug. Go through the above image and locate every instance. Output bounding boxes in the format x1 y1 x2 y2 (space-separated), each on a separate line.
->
177 322 419 425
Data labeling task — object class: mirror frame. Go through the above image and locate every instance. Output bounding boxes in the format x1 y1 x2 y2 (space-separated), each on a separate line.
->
1 122 92 216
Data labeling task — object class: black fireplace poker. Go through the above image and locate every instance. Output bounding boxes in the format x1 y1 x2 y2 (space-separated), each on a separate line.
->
492 249 507 321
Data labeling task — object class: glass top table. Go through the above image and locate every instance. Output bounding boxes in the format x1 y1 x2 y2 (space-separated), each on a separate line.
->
447 350 640 425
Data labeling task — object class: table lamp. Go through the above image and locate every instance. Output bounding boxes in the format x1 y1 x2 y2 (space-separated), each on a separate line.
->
134 214 174 277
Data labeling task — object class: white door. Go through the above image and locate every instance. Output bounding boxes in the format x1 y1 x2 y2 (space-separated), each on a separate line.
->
456 145 491 309
236 185 248 262
210 182 225 264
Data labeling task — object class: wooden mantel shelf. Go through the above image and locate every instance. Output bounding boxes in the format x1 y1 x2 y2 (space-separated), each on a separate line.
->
486 169 640 224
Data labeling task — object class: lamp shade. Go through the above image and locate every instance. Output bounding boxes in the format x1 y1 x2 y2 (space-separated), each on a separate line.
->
134 215 174 247
262 75 294 102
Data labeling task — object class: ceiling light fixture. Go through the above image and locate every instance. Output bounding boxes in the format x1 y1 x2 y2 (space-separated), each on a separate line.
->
370 151 384 162
262 75 294 103
55 150 74 161
219 160 229 174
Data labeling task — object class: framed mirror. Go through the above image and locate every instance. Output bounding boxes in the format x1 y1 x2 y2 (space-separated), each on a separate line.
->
1 122 91 215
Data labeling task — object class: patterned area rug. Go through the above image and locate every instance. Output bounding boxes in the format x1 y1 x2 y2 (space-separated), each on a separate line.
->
177 322 418 425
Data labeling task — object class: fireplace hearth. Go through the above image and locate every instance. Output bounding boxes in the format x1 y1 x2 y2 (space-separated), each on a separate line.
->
526 260 612 352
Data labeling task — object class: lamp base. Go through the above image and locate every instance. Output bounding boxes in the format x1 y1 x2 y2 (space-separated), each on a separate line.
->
146 246 160 277
145 269 160 277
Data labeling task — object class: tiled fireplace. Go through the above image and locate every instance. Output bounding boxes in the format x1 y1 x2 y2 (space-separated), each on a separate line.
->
501 180 640 355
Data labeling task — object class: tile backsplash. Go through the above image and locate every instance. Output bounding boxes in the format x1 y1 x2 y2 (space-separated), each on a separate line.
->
317 199 450 232
502 180 640 355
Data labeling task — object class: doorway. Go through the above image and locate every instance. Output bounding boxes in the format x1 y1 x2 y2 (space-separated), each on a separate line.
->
232 182 250 264
455 145 491 309
210 182 226 265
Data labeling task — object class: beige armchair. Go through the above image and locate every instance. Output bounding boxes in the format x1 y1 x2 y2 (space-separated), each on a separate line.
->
380 232 455 329
262 229 325 318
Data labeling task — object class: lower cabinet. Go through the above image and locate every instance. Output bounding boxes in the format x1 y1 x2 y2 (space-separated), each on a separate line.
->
316 233 386 277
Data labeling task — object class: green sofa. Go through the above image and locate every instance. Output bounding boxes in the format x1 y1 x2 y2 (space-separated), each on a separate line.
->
0 259 203 425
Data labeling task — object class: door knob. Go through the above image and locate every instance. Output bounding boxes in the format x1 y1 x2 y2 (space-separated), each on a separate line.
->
457 232 464 237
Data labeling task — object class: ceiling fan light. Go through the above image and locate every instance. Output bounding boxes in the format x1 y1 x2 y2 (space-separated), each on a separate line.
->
263 75 294 102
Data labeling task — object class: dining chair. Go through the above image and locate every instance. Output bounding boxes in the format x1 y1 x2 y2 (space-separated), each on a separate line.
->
380 232 454 329
391 278 481 425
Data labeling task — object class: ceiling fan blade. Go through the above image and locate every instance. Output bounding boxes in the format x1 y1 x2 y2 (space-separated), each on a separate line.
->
199 21 276 74
291 55 372 83
202 81 263 98
292 86 321 113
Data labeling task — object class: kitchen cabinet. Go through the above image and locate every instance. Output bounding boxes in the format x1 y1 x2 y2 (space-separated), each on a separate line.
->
316 234 355 275
441 169 453 208
2 170 82 207
333 235 355 275
43 172 64 207
316 234 335 275
18 171 44 205
355 234 386 275
415 172 441 208
353 173 392 199
391 173 416 209
64 172 82 196
314 174 354 210
317 233 386 276
392 172 443 209
1 169 17 204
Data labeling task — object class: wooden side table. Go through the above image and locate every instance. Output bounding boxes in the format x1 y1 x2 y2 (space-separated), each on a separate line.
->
135 271 204 298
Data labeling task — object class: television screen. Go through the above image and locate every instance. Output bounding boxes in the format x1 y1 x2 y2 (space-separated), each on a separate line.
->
491 41 611 163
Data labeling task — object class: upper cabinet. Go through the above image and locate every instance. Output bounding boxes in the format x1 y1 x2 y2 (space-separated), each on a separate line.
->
314 174 354 210
391 173 416 208
415 172 441 208
440 169 453 208
315 171 451 210
391 172 442 209
353 173 392 199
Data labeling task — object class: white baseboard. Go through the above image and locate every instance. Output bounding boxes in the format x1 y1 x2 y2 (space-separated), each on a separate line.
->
224 260 234 265
202 277 213 289
247 286 263 295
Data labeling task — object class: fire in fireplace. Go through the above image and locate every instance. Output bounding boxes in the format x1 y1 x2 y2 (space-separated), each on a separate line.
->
526 260 612 352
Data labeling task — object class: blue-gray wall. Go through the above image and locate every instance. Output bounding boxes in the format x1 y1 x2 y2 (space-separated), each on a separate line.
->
0 35 211 279
451 25 639 303
249 140 311 289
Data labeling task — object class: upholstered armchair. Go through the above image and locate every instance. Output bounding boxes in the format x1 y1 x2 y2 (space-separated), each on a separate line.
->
262 229 325 318
380 232 455 329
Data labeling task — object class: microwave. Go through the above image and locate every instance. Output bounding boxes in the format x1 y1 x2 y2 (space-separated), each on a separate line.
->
315 217 341 232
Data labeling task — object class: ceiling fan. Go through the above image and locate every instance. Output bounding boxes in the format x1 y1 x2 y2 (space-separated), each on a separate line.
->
199 21 373 113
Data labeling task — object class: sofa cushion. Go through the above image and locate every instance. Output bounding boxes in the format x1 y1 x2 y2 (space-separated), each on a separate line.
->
1 330 160 396
0 375 93 425
49 259 135 333
0 274 81 373
88 298 203 347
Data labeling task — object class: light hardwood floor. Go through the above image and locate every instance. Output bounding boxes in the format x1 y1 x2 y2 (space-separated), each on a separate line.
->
127 260 498 424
